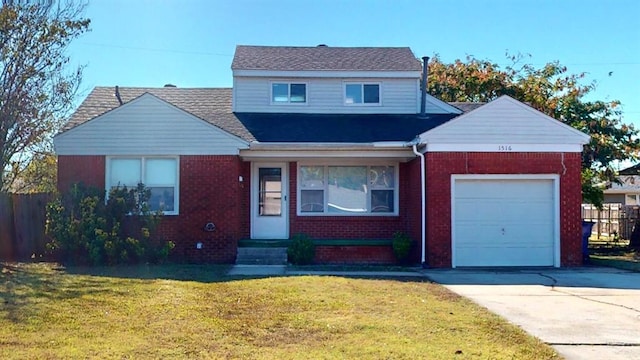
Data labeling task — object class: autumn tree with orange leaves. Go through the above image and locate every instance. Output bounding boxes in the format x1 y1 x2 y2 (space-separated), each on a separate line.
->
427 54 640 207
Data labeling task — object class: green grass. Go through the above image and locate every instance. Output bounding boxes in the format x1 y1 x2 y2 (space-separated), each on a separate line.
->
0 262 560 359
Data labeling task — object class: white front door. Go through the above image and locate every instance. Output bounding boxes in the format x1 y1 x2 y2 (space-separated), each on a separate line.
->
251 163 289 239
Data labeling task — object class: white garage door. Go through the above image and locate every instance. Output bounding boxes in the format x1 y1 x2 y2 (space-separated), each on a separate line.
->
452 177 557 267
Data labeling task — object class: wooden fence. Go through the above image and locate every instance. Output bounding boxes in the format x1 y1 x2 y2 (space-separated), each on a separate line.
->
0 193 53 261
581 203 640 241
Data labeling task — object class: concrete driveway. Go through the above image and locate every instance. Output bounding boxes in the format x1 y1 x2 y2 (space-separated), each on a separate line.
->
424 267 640 360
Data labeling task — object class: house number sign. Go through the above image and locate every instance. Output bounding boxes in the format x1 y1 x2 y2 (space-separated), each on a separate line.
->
498 145 513 151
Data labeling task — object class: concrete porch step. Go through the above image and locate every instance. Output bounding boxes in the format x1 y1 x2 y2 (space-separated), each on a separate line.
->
236 247 288 265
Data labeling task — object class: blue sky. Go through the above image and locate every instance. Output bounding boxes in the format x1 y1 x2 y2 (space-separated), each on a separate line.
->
68 0 640 125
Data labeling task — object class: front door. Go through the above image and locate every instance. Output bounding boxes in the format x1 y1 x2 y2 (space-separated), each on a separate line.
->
251 163 288 239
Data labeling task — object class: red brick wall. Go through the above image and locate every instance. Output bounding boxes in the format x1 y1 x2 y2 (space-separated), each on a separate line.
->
425 152 583 268
170 156 245 263
405 158 424 264
315 246 396 264
57 155 245 263
57 156 105 191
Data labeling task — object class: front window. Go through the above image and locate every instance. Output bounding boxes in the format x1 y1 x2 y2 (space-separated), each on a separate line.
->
345 83 380 104
108 157 179 214
272 83 306 104
298 164 397 215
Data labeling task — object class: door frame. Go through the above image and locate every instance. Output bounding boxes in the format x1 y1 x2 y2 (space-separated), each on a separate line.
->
450 174 560 268
250 162 289 239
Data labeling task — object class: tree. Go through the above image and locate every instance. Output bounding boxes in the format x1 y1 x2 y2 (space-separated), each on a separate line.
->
11 150 56 193
0 0 90 193
427 54 640 207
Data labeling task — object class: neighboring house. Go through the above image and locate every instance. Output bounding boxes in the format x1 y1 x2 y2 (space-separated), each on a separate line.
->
604 164 640 205
53 45 590 268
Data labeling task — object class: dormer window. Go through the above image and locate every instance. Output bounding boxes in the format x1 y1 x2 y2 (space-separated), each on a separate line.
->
345 83 380 105
271 82 306 104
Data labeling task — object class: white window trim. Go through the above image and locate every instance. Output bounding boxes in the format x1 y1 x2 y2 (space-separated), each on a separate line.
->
270 81 308 105
296 162 399 217
105 156 180 215
343 82 382 106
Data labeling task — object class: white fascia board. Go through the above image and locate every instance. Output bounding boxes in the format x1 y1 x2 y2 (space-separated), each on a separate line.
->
232 69 421 78
249 142 373 150
249 142 413 150
424 143 585 153
603 188 640 195
240 148 416 160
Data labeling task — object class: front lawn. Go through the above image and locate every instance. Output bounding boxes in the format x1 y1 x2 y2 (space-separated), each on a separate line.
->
0 263 559 359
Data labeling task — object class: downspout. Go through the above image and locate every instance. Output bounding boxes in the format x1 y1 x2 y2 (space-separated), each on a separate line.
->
411 141 427 267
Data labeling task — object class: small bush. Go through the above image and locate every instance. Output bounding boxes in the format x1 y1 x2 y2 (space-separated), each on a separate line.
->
46 182 174 265
287 233 315 265
392 231 412 263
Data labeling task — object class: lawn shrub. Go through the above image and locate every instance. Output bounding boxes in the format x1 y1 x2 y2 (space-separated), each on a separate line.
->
46 182 174 265
392 231 412 263
287 233 315 265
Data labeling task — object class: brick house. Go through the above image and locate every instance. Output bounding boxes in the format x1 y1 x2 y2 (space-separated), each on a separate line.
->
53 45 590 267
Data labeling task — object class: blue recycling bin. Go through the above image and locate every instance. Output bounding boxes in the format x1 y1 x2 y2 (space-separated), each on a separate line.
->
582 221 595 263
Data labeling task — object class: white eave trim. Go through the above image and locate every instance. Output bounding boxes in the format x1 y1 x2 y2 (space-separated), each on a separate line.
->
603 188 640 195
240 144 415 160
248 142 410 150
424 143 585 153
232 69 421 78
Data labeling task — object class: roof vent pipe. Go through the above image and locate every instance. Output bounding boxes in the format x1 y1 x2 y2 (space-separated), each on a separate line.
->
114 85 123 105
419 56 430 119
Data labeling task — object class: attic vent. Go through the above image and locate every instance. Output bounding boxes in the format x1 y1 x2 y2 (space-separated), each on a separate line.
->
164 84 177 88
317 44 328 47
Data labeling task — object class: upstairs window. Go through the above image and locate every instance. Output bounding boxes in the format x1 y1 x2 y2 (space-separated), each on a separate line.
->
271 83 306 104
345 83 380 105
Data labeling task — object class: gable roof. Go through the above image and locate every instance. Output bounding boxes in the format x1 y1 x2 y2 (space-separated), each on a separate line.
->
61 86 457 144
64 87 255 141
231 45 422 72
419 95 590 148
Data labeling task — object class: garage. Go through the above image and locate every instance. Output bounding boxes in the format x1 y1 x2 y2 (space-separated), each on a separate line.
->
452 175 559 267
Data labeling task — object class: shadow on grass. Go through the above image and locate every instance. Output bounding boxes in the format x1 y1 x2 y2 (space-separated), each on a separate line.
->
0 262 431 325
1 262 129 323
62 263 235 282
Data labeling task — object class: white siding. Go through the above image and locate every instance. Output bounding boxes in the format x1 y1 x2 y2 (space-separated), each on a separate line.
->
420 95 590 145
55 94 248 155
233 77 448 114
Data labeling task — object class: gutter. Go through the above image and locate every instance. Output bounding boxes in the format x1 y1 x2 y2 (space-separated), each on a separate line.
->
248 141 414 150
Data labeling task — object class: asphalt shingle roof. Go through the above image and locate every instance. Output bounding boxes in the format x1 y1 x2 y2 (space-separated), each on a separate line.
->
234 112 457 143
62 86 464 143
231 45 422 71
64 86 255 141
448 102 486 113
